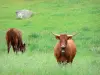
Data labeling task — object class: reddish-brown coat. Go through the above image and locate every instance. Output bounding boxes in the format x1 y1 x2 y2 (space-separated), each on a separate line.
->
54 34 76 64
6 28 25 53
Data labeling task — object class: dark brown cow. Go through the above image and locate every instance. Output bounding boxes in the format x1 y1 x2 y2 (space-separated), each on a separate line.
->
6 28 26 53
53 33 76 64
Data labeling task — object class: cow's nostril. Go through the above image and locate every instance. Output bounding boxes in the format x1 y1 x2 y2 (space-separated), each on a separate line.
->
61 44 66 50
61 46 66 49
61 47 65 50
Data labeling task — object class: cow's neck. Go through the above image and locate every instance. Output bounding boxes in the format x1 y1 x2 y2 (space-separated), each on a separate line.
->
18 38 23 46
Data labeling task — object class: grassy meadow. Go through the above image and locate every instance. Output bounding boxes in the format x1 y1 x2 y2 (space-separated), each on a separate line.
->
0 0 100 75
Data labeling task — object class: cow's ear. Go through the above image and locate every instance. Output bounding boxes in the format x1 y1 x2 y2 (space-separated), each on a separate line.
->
68 35 72 39
55 35 60 40
52 33 60 40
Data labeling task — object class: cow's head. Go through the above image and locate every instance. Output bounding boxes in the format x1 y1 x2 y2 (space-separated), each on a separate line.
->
53 33 76 50
20 43 26 53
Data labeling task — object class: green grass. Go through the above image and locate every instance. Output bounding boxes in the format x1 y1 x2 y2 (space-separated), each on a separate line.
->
0 0 100 75
0 52 100 75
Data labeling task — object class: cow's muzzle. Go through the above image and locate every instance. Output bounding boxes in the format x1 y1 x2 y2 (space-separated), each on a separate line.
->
61 49 65 53
61 45 66 50
61 49 65 56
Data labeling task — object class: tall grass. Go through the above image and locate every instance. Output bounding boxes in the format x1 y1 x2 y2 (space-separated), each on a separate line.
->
0 52 100 75
0 0 100 75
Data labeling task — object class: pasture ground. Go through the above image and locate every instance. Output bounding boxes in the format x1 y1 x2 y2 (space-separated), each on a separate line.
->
0 0 100 75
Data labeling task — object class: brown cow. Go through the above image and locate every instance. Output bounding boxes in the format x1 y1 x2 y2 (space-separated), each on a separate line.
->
6 28 26 53
53 33 76 64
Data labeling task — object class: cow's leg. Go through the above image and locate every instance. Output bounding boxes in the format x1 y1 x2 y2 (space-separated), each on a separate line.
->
56 58 63 65
15 39 19 54
71 60 73 63
12 44 18 54
66 56 72 64
67 60 71 63
12 45 16 53
13 46 18 54
67 59 72 64
71 54 76 63
12 39 18 54
14 45 18 54
15 49 18 54
57 61 61 64
7 41 11 54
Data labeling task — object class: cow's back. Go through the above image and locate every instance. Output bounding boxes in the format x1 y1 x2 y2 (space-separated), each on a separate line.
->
6 28 22 43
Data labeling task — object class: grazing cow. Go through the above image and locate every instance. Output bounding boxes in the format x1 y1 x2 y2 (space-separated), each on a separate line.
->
53 33 76 64
6 28 26 53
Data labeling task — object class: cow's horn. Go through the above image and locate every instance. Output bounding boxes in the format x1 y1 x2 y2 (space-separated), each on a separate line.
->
68 35 73 37
68 33 77 37
72 33 77 36
52 32 59 36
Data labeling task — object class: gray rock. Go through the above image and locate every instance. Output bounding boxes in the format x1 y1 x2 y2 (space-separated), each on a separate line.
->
16 9 34 19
